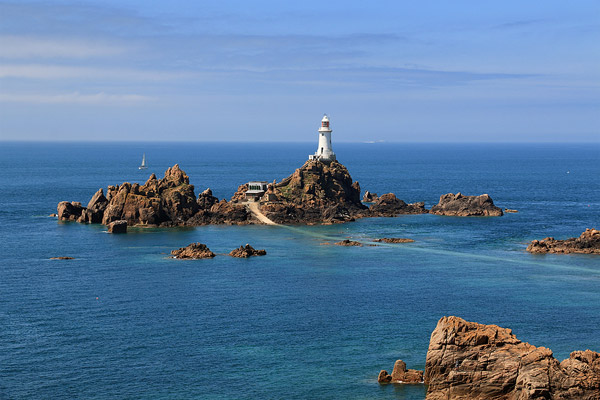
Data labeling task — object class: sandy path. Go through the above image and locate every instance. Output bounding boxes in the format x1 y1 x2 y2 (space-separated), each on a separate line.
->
245 202 278 225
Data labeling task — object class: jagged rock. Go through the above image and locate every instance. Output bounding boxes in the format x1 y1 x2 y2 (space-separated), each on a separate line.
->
368 193 428 217
424 316 600 400
527 228 600 254
378 370 393 383
85 188 109 223
334 239 362 246
363 191 379 202
57 201 85 221
171 242 216 259
263 159 367 224
229 244 267 258
107 220 127 233
373 238 415 243
198 188 219 210
429 193 503 216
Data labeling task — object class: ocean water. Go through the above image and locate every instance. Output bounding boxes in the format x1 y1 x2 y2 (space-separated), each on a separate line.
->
0 142 599 400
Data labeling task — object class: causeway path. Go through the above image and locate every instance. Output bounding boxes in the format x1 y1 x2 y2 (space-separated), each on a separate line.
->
245 202 278 225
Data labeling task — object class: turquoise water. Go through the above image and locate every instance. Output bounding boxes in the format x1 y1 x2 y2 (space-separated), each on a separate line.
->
1 142 599 399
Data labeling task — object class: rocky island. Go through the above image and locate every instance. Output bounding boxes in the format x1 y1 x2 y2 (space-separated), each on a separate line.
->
527 228 600 254
379 316 600 399
430 192 503 216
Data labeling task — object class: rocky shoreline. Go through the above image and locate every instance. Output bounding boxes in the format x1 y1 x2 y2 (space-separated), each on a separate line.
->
56 160 505 229
380 316 600 399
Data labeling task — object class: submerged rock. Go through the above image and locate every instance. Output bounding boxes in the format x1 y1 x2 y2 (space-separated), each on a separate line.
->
526 228 600 254
171 243 216 259
424 316 600 399
373 237 415 243
229 244 267 258
429 193 503 216
334 239 363 246
50 256 75 260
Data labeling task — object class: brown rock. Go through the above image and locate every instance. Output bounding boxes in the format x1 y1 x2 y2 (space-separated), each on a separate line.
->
424 316 600 399
369 193 428 217
362 190 379 202
57 201 85 221
107 220 127 233
50 257 75 260
373 238 415 243
85 188 109 223
49 213 57 217
171 242 216 259
334 239 362 246
526 229 600 254
229 244 267 258
429 192 503 216
197 188 219 210
504 208 518 213
391 359 424 383
378 370 392 384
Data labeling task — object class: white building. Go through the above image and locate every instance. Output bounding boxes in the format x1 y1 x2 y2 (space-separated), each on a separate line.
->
309 114 336 162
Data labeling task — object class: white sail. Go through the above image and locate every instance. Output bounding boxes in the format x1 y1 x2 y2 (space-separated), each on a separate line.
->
139 153 148 169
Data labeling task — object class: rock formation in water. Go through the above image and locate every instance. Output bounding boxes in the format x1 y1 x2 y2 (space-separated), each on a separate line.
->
526 228 600 254
107 220 127 233
171 243 216 259
378 360 424 384
429 193 503 216
229 244 267 258
373 237 415 243
334 239 363 246
367 193 428 217
424 316 600 399
259 159 367 224
362 191 379 202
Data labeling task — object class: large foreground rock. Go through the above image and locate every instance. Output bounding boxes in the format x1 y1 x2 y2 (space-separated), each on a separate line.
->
424 316 600 399
429 193 503 216
171 243 216 259
527 228 600 254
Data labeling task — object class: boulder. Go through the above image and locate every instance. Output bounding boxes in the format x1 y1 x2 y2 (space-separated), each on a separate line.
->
229 244 267 258
85 188 109 223
107 220 127 233
429 193 503 216
57 201 85 221
171 242 216 259
369 193 428 217
378 370 393 384
424 316 600 399
373 237 415 243
526 228 600 254
391 359 424 383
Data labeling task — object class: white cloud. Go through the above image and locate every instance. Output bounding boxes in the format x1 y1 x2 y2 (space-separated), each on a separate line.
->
0 35 128 59
0 92 156 104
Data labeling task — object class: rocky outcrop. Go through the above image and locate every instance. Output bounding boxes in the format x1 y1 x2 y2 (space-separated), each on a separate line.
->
429 193 503 216
527 228 600 254
424 316 600 399
373 237 415 243
171 243 216 259
368 193 428 217
362 191 379 202
229 244 267 258
378 360 424 384
57 201 84 221
107 220 127 233
262 159 367 224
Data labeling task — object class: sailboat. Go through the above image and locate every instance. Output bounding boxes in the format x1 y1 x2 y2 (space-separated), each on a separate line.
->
138 153 148 170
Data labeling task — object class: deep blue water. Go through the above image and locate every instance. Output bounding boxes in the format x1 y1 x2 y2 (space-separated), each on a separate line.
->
0 142 599 399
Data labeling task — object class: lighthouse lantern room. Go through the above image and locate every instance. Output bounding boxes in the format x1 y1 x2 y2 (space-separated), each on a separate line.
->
309 114 336 162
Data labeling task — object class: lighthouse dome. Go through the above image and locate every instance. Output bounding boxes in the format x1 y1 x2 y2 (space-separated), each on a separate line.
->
321 114 329 122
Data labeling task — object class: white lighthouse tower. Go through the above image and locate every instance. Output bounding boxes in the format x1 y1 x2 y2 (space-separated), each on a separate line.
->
309 114 336 162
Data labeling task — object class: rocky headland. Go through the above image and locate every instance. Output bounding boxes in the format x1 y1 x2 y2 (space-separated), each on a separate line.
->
429 192 503 216
527 228 600 254
171 243 216 259
379 316 600 400
57 162 505 228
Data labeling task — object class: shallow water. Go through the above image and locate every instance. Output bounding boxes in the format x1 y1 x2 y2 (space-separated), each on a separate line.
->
0 142 599 399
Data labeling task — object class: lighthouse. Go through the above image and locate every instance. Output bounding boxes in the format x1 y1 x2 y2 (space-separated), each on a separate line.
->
309 114 336 162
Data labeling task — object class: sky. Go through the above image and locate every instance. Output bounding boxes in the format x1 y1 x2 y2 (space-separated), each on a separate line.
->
0 0 599 142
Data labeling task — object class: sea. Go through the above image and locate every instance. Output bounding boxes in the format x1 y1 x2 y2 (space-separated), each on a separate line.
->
0 142 599 400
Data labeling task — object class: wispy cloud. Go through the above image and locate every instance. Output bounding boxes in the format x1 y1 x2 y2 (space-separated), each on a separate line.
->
0 35 128 59
0 91 156 104
0 64 194 81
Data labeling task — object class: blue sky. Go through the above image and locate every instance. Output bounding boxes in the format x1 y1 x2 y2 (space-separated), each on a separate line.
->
0 0 598 142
